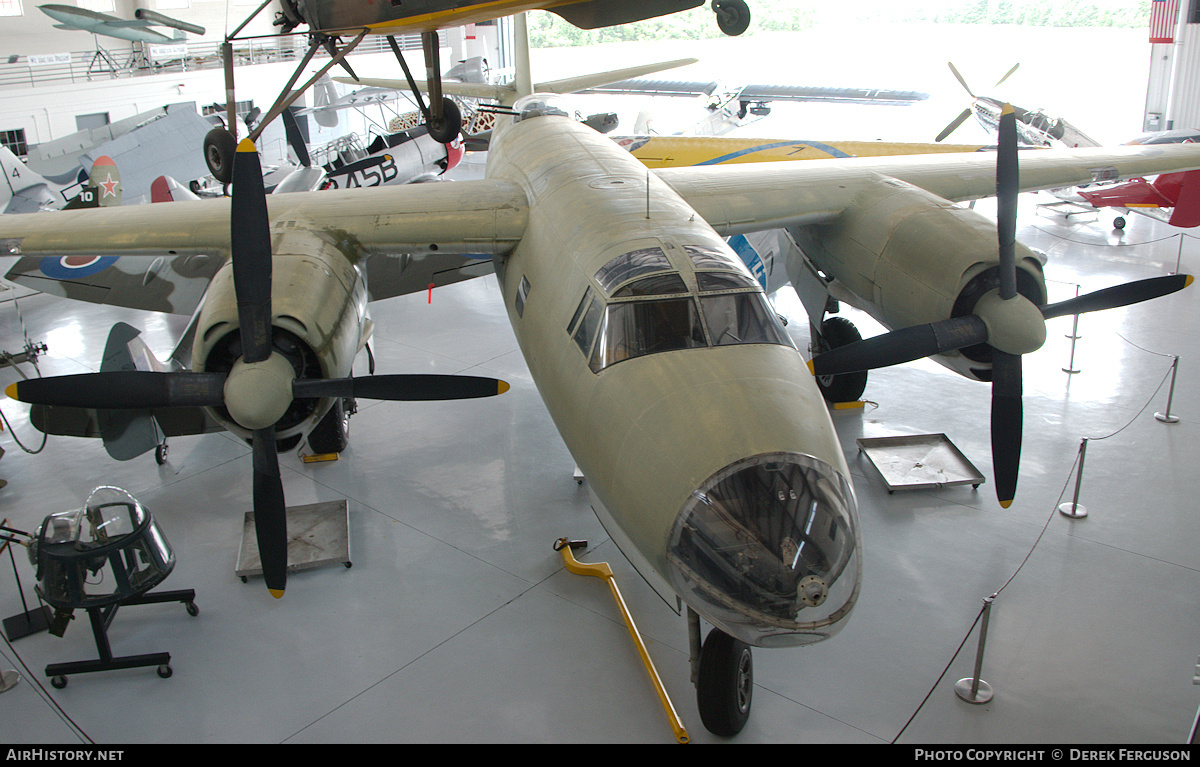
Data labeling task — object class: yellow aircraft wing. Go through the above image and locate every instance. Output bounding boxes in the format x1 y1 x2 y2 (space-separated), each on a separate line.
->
619 135 990 169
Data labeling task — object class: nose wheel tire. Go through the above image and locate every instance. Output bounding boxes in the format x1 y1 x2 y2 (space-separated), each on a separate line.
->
696 627 753 736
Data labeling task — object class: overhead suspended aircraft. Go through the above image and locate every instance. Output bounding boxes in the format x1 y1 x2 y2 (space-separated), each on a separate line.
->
203 0 751 181
3 27 1199 734
38 4 204 44
581 77 929 136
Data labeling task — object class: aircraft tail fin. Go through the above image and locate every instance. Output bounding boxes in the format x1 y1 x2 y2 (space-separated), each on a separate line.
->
64 155 121 209
1157 169 1200 227
151 175 202 202
97 322 165 461
0 143 59 213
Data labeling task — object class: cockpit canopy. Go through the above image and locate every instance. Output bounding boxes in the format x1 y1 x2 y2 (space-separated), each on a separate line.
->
569 243 793 373
512 94 571 123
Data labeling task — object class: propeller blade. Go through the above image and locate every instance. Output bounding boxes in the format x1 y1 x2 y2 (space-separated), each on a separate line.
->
6 371 225 409
251 427 288 598
989 351 1023 508
948 62 976 98
993 63 1020 88
996 104 1019 300
935 108 973 143
809 315 989 377
292 374 510 402
282 107 312 168
231 139 274 364
1041 274 1194 320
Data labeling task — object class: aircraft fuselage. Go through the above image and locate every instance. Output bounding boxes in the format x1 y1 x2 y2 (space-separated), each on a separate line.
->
483 99 861 646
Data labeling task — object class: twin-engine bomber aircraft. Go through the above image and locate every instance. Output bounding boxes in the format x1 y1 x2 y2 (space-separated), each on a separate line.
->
2 94 1197 735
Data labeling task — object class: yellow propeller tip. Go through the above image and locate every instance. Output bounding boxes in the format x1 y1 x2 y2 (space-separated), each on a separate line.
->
805 359 815 375
237 138 257 153
1185 275 1194 288
268 588 285 599
1001 103 1015 116
498 381 510 395
999 499 1013 509
4 382 18 400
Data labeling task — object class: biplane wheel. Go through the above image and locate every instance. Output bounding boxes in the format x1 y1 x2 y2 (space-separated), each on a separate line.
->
427 98 462 145
814 316 868 403
155 443 168 465
50 675 67 689
1113 216 1126 230
156 664 172 679
697 627 753 736
713 0 751 36
204 127 237 184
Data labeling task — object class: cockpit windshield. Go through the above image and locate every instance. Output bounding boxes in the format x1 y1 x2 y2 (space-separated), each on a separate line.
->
569 244 794 373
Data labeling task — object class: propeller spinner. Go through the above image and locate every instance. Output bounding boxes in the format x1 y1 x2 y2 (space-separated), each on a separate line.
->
811 104 1193 507
6 139 509 597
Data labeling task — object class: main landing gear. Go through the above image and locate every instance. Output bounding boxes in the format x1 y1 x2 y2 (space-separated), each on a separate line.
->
713 0 752 36
689 608 754 736
812 316 868 403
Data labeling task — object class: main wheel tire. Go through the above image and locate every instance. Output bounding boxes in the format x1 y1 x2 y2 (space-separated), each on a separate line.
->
696 628 753 736
814 316 868 403
714 0 751 36
307 398 350 454
203 127 237 184
427 98 462 144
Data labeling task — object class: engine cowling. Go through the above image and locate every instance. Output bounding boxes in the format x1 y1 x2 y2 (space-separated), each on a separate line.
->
789 176 1046 380
191 235 368 441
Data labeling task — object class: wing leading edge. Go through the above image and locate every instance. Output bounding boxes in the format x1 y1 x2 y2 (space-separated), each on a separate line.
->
0 178 529 313
655 142 1200 236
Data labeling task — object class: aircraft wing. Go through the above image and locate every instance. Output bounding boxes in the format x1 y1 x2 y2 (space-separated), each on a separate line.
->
0 179 527 313
581 79 929 106
655 143 1200 236
6 143 1200 313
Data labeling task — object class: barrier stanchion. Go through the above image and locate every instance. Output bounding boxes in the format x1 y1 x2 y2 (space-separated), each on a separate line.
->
1058 438 1089 518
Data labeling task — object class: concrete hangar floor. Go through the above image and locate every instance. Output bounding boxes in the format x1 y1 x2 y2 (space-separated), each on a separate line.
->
0 193 1197 745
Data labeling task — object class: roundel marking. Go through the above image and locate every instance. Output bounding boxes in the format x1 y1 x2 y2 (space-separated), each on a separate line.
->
39 256 119 279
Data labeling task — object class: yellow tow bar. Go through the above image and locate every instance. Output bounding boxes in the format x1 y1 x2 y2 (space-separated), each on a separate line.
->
554 538 689 744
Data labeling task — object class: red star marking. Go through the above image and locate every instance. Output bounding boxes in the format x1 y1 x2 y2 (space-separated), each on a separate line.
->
99 174 118 198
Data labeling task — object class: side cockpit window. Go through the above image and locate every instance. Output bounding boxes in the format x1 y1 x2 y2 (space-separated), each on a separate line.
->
569 287 603 355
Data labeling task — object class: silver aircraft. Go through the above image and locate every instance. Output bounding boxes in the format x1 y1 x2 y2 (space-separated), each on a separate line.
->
2 65 1198 740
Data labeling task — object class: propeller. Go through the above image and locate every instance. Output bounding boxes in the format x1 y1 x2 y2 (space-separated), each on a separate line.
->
811 104 1194 507
935 62 1020 143
6 139 509 598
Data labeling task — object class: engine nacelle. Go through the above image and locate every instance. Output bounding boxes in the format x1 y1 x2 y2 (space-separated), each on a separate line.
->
192 232 368 441
788 176 1046 380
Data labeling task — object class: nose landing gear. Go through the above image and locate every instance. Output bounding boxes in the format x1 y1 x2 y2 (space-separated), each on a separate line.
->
689 608 753 736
